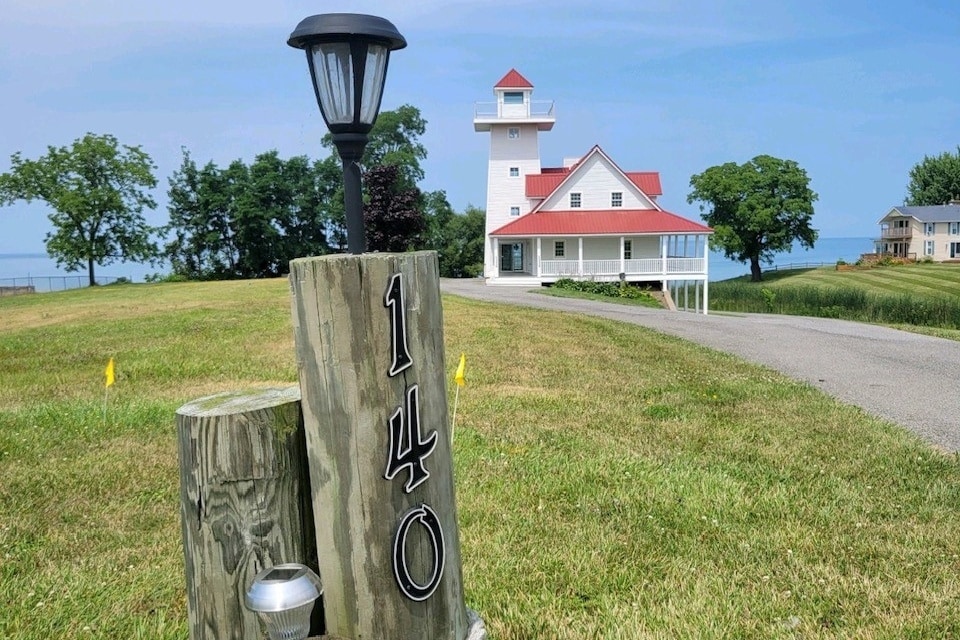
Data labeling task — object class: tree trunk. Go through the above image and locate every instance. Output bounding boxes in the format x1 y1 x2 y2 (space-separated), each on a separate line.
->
88 257 96 287
750 256 762 282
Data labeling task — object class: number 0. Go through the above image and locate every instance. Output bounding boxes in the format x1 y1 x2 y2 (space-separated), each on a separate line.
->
392 504 445 602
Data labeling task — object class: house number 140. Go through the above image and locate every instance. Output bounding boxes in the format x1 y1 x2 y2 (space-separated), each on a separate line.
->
383 273 445 602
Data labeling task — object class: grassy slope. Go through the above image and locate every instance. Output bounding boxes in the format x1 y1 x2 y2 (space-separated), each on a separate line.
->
2 281 960 639
710 263 960 329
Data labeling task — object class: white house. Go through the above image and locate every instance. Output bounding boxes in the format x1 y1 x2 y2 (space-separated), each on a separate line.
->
876 204 960 260
474 69 713 311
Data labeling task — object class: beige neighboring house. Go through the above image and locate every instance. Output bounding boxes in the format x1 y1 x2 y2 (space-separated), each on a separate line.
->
876 204 960 261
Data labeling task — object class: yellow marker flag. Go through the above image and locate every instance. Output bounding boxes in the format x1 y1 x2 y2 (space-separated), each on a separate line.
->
454 353 466 387
105 358 115 388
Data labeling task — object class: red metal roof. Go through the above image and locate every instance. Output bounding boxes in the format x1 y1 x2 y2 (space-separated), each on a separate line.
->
491 210 713 236
526 173 567 198
494 69 534 89
625 172 662 196
525 169 663 198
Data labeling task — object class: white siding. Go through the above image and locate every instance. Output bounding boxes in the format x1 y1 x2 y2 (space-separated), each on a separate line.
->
538 153 657 211
583 237 618 260
483 123 542 277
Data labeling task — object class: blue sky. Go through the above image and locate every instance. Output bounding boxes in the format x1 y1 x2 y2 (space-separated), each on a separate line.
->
1 0 958 254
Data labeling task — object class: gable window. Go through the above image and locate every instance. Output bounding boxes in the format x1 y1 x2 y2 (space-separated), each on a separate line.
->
925 240 935 256
510 206 520 217
611 192 623 207
503 91 524 104
624 240 632 260
507 127 520 139
509 167 519 177
570 193 582 208
554 241 565 258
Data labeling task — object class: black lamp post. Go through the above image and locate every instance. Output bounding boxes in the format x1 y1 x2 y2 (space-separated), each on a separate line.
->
288 13 407 255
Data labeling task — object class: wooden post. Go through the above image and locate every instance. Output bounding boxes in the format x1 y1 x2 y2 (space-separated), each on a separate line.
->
290 251 474 640
177 386 319 640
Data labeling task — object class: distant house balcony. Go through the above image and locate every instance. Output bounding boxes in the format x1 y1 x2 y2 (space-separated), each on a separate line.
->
880 227 913 240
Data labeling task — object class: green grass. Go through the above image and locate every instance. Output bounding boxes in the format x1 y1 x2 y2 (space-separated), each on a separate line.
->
3 281 960 638
711 263 960 329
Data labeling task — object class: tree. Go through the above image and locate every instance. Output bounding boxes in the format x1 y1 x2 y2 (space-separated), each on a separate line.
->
165 149 340 279
906 147 960 205
437 206 485 278
364 164 425 252
323 104 427 187
688 155 818 281
0 133 159 285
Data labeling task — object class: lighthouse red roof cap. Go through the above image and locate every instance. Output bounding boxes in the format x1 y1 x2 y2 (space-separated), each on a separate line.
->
495 68 534 89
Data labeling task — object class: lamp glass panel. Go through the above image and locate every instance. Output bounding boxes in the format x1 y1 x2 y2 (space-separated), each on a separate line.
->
359 43 389 125
310 42 354 124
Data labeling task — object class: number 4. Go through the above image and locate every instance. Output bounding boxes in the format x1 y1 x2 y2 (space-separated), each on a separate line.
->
385 384 437 493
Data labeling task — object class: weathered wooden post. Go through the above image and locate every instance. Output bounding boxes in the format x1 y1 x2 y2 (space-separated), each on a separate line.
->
177 387 320 640
290 251 483 639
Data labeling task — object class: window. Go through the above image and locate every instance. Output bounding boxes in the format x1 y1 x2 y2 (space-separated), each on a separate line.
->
570 193 582 208
507 127 520 139
951 222 959 235
509 167 519 177
925 222 935 236
503 91 524 104
951 242 960 258
510 206 520 217
624 240 632 260
554 241 565 258
611 192 623 207
925 240 935 256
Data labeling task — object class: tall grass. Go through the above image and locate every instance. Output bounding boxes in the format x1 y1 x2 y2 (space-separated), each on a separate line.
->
711 280 960 328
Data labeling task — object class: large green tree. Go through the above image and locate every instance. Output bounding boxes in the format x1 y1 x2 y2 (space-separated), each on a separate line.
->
688 155 818 281
0 133 159 285
906 147 960 205
165 149 339 279
437 205 485 278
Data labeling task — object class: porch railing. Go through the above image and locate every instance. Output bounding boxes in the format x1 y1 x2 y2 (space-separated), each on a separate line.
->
539 258 705 277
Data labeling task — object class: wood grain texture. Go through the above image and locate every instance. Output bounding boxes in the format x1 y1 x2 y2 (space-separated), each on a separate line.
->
177 386 320 640
290 252 468 640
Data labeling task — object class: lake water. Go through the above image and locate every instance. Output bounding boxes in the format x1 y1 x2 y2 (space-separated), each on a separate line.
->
0 237 876 291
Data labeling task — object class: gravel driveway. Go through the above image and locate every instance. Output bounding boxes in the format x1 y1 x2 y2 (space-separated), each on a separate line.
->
440 278 960 453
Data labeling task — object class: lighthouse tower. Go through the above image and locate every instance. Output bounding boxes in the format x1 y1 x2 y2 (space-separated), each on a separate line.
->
474 69 555 280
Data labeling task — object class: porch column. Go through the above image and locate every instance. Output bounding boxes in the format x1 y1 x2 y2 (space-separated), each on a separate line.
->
703 233 709 278
492 236 499 279
661 235 668 276
703 234 710 315
619 236 625 274
578 237 584 276
536 238 542 277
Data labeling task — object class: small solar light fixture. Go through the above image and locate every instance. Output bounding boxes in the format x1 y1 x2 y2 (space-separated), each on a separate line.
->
288 13 407 255
245 563 322 640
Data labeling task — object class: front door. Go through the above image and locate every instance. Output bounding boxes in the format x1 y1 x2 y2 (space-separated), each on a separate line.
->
500 242 524 272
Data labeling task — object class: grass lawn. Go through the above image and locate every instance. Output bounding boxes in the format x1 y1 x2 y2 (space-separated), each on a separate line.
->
2 280 960 639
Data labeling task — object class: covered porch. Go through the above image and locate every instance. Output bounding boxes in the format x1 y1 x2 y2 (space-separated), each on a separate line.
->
490 233 710 284
489 234 710 313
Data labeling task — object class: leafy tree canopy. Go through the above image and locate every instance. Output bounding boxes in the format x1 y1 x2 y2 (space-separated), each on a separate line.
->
688 155 818 281
906 146 960 206
0 132 159 285
165 148 340 280
364 164 425 252
322 104 427 188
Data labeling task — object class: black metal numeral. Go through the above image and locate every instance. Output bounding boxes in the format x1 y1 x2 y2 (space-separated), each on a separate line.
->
392 504 445 602
384 273 413 377
385 384 437 493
